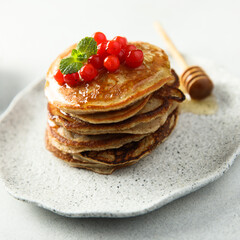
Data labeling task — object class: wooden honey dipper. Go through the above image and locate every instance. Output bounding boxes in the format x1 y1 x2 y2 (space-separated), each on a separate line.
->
154 22 214 100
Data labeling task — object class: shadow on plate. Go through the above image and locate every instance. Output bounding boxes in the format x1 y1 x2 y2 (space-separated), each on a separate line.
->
0 70 24 114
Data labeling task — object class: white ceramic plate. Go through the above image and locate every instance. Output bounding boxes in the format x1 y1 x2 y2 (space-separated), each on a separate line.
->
0 58 239 218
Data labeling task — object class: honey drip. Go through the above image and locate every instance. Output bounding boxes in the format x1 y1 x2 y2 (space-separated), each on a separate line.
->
179 85 218 115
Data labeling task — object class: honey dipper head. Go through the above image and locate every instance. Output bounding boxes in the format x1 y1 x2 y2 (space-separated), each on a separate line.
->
181 66 214 100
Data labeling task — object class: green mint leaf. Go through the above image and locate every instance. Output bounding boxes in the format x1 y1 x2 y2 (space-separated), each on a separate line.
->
76 37 97 58
77 53 87 62
59 37 97 74
59 57 83 74
71 49 87 61
71 49 79 58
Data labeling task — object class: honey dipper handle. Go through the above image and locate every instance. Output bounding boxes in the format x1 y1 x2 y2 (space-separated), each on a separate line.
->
154 22 188 70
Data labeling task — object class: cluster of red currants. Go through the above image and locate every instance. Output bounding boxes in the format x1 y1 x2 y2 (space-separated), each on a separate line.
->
93 32 144 71
54 32 144 87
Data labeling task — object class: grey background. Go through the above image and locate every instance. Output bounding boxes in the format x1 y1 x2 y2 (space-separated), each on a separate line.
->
0 0 240 239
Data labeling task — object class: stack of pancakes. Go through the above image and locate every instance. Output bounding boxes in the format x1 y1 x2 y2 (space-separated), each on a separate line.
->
45 42 185 174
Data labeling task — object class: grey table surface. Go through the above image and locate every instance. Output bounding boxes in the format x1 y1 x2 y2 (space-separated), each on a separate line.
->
0 0 240 239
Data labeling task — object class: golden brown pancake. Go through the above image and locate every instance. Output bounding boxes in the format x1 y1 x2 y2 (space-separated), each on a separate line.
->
45 109 178 174
45 42 175 114
47 124 147 153
48 100 178 136
67 69 180 124
67 95 151 124
48 86 184 135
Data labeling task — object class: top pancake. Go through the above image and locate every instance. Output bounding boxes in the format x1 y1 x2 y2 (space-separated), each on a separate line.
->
45 41 174 114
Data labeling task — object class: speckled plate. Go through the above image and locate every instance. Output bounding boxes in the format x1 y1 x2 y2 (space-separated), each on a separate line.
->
0 58 239 218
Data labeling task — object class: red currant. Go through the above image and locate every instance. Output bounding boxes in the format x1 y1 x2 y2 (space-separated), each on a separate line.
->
79 64 98 82
106 40 121 55
113 36 127 48
125 49 144 68
118 49 126 63
88 54 103 69
104 55 120 72
54 69 64 85
93 32 107 45
97 42 108 59
63 72 80 87
124 44 137 58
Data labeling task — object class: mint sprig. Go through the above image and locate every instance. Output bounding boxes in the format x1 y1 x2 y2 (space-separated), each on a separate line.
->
76 37 97 58
59 58 83 75
59 37 97 75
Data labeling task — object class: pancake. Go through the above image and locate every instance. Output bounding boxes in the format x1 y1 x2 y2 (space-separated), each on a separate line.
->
68 95 151 124
66 69 180 124
47 124 147 153
45 42 175 114
48 86 184 135
49 100 178 137
45 109 178 174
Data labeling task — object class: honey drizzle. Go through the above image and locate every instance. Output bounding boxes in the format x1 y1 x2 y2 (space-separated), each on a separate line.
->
179 85 218 115
180 94 218 115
